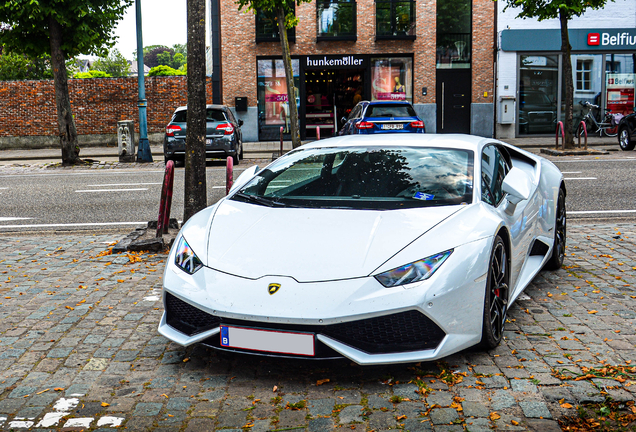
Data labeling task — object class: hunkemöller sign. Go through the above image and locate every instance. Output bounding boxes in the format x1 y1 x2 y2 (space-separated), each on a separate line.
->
306 55 365 68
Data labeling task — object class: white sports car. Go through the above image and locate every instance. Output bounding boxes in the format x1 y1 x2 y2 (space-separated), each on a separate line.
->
158 134 566 365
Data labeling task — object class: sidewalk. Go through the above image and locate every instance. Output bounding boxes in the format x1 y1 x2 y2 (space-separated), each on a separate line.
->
0 136 620 163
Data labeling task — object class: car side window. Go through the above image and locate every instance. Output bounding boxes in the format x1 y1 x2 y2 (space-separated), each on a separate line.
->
481 145 509 206
348 105 361 121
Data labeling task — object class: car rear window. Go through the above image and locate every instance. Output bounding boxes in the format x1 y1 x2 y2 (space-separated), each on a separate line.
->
172 109 228 123
366 104 417 118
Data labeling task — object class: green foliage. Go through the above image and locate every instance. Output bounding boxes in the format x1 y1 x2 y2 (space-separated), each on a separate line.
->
235 0 309 29
91 49 130 77
0 51 52 80
0 0 133 59
73 70 112 78
148 65 185 76
172 43 187 57
502 0 612 21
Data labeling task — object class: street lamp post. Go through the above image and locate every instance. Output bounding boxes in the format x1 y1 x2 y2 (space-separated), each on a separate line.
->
135 0 153 162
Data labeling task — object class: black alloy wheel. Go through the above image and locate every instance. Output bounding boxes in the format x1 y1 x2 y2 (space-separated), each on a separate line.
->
544 188 566 270
480 235 509 349
619 127 635 151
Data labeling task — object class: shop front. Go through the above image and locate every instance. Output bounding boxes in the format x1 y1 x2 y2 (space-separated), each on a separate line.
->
499 28 636 137
256 54 414 141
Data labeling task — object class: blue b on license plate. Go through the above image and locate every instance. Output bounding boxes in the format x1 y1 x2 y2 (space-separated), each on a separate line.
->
220 325 315 356
205 139 213 145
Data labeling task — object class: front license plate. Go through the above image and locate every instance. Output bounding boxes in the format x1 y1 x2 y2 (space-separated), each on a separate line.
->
205 139 212 145
381 123 404 130
220 325 315 356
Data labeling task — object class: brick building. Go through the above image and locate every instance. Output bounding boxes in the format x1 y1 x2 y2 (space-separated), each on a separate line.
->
215 0 496 141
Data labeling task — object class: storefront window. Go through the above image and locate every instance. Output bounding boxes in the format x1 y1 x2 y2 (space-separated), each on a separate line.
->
375 0 416 40
518 55 558 135
255 10 295 43
370 57 413 103
257 59 300 140
316 0 356 40
605 54 635 116
436 0 470 69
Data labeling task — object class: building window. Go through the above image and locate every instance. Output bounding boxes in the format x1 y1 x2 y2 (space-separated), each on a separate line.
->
370 57 413 103
576 59 592 91
316 0 356 41
436 0 471 68
257 58 300 140
255 10 295 43
375 0 416 40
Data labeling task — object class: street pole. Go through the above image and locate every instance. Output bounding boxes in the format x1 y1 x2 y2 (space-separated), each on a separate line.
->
135 0 153 162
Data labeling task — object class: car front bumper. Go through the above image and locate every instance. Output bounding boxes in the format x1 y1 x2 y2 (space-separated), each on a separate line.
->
158 237 492 365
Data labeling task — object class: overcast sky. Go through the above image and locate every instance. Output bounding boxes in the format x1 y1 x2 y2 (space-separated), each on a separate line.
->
113 0 188 60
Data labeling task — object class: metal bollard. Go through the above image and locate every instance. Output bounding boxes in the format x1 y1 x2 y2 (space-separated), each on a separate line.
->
577 121 588 150
316 126 320 141
280 126 284 157
226 156 234 195
157 160 174 237
555 121 565 150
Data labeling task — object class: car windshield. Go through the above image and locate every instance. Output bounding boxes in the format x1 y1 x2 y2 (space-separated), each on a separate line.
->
172 109 227 123
233 146 474 210
366 104 417 118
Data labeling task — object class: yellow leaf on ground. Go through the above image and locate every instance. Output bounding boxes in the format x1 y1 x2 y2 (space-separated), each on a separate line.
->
588 310 598 314
273 385 278 392
101 402 110 407
561 403 573 409
489 412 501 420
316 379 330 386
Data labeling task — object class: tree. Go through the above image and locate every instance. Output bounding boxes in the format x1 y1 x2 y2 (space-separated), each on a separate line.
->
0 0 132 165
0 52 52 80
183 0 207 222
145 46 174 68
92 49 130 77
503 0 612 149
237 0 310 149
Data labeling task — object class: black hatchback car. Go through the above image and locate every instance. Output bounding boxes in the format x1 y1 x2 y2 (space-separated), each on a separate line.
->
618 109 636 151
164 105 244 164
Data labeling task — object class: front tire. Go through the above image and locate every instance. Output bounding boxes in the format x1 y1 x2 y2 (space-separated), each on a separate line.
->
544 188 566 270
479 235 509 349
619 127 635 151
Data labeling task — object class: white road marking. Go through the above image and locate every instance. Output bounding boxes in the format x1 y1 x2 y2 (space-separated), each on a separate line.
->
36 412 69 427
563 177 597 180
7 420 34 428
97 417 125 427
0 170 166 178
0 217 32 221
554 158 636 163
63 418 93 428
75 188 148 193
560 171 581 174
0 222 145 230
570 210 636 214
212 186 225 189
86 183 161 187
53 398 80 411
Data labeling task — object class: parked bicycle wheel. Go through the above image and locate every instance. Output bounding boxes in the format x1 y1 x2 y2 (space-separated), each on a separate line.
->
602 124 618 137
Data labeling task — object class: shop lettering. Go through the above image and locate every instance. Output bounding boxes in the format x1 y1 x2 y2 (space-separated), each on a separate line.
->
600 32 636 47
307 56 363 67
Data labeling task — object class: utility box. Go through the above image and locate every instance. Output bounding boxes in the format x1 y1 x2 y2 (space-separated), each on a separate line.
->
117 120 136 163
235 96 248 112
499 96 515 124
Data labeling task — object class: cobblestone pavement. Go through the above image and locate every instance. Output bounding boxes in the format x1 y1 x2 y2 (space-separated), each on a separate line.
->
0 223 635 431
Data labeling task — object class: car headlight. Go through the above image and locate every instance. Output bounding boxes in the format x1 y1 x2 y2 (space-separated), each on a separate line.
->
174 236 203 274
375 250 453 288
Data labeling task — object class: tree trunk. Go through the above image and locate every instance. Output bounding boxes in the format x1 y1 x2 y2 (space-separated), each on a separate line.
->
559 10 574 149
49 16 80 165
277 6 301 149
183 0 207 222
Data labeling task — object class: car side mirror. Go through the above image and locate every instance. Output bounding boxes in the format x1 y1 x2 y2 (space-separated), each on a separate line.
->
229 165 259 194
502 167 532 205
238 119 244 127
341 117 347 124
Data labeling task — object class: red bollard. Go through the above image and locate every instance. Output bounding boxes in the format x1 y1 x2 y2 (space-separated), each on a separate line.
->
578 121 588 150
226 156 233 195
555 121 565 150
157 160 174 238
316 126 320 141
280 126 284 157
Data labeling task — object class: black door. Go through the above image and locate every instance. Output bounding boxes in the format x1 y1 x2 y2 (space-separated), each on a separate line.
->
436 69 471 133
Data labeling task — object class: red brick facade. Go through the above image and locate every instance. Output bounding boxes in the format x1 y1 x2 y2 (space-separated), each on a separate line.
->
0 76 214 138
220 0 494 107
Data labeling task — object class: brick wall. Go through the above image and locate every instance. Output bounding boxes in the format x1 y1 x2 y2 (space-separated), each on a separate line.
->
220 0 494 107
0 76 214 145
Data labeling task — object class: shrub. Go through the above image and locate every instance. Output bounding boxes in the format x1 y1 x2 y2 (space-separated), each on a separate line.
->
148 65 185 76
73 70 112 79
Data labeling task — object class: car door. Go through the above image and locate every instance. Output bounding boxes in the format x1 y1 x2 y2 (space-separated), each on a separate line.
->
481 144 538 293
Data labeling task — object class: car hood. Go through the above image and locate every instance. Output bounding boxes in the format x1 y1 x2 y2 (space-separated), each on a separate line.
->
203 199 463 282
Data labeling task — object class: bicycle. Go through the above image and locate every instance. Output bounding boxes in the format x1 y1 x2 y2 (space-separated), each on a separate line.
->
574 101 619 138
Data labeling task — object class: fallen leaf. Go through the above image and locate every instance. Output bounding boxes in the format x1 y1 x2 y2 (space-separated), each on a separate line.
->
511 420 519 425
561 403 573 409
101 402 110 407
54 387 64 391
273 385 278 392
489 412 501 420
316 379 330 386
588 310 597 314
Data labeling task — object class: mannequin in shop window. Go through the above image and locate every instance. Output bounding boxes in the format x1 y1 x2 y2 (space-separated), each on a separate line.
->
393 76 405 93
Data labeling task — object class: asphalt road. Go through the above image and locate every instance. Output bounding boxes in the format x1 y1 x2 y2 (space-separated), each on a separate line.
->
0 150 635 232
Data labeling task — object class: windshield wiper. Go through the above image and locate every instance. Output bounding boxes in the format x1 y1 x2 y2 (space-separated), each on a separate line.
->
233 192 297 208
